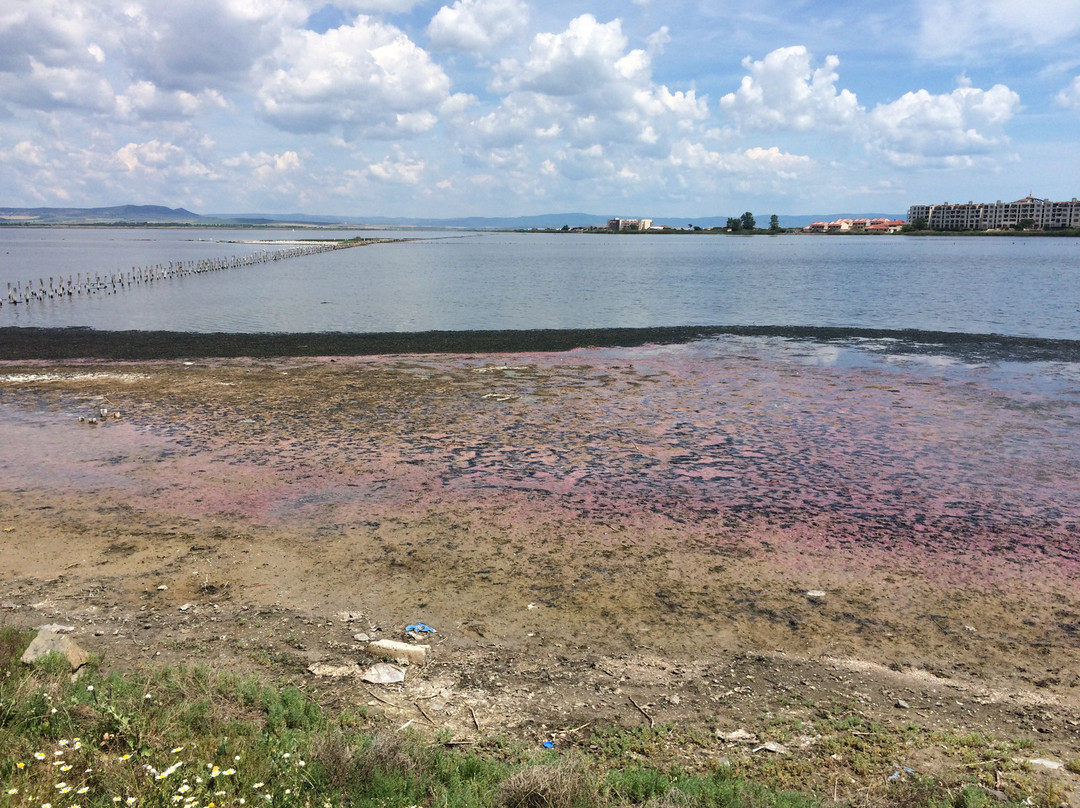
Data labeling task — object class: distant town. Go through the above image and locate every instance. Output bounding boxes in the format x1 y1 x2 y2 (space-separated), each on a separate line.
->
2 196 1079 234
575 196 1080 235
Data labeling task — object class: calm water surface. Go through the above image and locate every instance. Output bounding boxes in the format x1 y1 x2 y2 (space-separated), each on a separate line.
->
1 228 1078 339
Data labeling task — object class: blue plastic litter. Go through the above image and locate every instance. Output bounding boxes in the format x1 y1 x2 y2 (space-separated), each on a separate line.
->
542 741 554 749
406 623 436 633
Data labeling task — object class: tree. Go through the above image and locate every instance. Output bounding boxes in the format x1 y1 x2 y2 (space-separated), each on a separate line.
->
912 217 927 231
768 214 781 233
726 217 741 232
740 211 756 231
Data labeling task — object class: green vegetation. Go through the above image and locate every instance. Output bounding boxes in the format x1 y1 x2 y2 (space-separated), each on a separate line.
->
0 627 1067 807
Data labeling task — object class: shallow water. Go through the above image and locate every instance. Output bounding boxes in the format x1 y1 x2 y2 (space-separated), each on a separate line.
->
2 229 1079 339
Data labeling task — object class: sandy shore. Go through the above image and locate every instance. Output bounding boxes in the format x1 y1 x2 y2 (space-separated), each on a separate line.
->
1 339 1078 799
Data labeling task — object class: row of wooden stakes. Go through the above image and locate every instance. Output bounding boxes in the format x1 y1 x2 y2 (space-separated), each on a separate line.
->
3 241 347 308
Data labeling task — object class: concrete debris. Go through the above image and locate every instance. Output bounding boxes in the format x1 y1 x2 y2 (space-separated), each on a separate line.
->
368 639 429 666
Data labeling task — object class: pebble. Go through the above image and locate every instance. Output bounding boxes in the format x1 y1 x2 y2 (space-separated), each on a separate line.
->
895 699 910 709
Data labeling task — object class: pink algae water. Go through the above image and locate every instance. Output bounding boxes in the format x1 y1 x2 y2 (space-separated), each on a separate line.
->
3 336 1079 589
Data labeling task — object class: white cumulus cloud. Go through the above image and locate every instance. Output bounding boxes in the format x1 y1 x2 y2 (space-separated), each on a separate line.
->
868 81 1021 166
719 46 862 131
256 16 451 139
427 0 529 53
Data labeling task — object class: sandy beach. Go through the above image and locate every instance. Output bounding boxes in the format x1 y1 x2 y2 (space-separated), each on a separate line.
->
2 339 1078 800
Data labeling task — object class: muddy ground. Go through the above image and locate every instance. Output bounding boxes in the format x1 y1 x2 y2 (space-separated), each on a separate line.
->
1 344 1078 803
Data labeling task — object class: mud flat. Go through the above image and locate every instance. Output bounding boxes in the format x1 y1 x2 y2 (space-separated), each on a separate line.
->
1 336 1078 799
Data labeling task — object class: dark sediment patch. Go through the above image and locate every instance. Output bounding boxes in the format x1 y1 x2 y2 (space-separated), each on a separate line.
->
3 324 1080 362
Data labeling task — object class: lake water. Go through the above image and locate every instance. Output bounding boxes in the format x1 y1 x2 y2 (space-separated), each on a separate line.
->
1 228 1079 340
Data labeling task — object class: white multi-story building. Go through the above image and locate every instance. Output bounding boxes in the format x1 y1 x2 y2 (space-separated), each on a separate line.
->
908 196 1080 230
607 217 653 231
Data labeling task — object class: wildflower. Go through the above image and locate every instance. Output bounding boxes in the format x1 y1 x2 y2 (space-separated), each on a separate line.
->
252 784 263 790
51 708 58 714
298 760 305 767
178 785 191 793
77 788 89 795
281 753 290 759
86 686 94 692
127 799 137 805
223 769 235 776
144 694 153 700
54 751 65 757
42 803 52 808
61 765 72 772
233 756 240 762
119 754 132 761
59 740 70 746
215 791 226 797
73 742 82 750
7 788 18 795
171 747 185 754
17 762 26 769
55 784 68 790
113 798 122 803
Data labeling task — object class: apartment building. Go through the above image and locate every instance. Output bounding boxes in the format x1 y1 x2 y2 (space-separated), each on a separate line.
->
908 196 1080 230
607 217 653 231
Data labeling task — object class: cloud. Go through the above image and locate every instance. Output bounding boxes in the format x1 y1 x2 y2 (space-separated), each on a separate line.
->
868 81 1021 166
670 141 811 178
117 82 229 121
368 150 426 183
118 0 307 93
427 0 529 53
1056 76 1080 110
255 16 451 139
916 0 1080 59
719 46 862 131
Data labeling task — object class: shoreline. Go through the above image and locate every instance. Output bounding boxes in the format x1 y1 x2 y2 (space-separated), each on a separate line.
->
3 324 1080 362
2 343 1078 800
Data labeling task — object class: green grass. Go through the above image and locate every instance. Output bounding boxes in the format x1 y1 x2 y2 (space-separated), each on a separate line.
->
0 626 1064 807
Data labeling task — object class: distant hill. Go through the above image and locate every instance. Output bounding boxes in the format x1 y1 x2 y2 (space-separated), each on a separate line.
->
0 205 905 229
0 204 203 224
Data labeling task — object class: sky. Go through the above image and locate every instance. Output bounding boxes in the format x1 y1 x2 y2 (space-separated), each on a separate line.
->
1 0 1079 219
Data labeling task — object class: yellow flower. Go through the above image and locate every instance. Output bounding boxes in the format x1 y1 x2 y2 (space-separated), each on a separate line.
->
35 752 47 760
7 788 18 795
16 762 25 769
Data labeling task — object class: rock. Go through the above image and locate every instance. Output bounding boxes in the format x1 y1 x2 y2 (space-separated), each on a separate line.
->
20 629 89 672
895 699 910 709
805 590 826 601
719 728 758 743
753 741 789 754
368 639 429 666
308 663 358 678
336 611 364 622
361 662 406 684
353 633 370 643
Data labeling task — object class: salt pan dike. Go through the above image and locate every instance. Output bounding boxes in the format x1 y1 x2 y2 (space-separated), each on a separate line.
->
2 334 1078 682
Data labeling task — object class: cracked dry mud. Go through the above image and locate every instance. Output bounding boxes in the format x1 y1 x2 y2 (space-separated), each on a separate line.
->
1 340 1078 801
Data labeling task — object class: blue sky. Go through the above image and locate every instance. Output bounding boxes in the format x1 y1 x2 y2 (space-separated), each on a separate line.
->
1 0 1078 218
